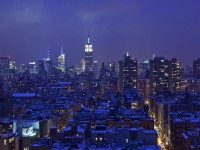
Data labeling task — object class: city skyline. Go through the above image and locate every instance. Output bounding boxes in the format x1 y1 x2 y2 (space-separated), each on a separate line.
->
0 0 200 66
1 1 200 150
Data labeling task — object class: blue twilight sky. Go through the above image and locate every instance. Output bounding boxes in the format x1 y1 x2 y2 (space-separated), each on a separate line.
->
0 0 200 66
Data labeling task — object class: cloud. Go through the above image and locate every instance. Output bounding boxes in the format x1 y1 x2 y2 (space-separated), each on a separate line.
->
0 0 200 66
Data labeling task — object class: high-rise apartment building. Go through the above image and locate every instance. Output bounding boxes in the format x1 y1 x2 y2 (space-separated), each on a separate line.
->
150 57 170 95
149 57 181 95
85 35 93 72
193 58 200 79
169 58 181 92
119 53 137 93
138 60 149 79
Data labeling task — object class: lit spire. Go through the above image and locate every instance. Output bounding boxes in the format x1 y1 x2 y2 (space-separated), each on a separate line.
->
153 54 156 59
47 49 50 60
126 52 129 56
87 34 90 43
61 45 64 55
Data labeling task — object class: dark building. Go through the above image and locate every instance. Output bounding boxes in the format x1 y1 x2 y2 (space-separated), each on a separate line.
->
0 57 10 79
183 65 193 78
37 60 47 79
193 58 200 79
45 58 54 76
119 54 137 94
137 79 150 101
0 79 3 98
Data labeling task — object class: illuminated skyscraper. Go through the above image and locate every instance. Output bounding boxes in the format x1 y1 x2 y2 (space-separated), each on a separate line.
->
150 57 170 95
85 35 93 72
119 53 138 93
149 57 181 95
170 58 181 92
80 59 85 72
58 46 66 72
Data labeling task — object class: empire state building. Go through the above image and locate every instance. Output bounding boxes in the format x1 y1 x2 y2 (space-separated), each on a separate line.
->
84 35 93 72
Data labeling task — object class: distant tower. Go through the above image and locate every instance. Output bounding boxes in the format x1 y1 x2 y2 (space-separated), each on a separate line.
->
37 59 46 79
45 49 53 75
193 58 200 79
93 60 98 79
58 46 66 72
80 59 85 72
84 35 93 72
0 57 11 78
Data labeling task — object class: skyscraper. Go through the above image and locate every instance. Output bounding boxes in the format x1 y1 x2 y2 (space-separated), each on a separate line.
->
37 60 46 79
149 57 170 95
119 53 137 93
45 50 54 76
80 59 85 72
169 58 181 92
149 57 181 95
84 35 93 72
193 58 200 79
138 60 149 79
28 62 36 74
58 46 66 73
45 59 53 76
0 57 11 78
93 61 98 79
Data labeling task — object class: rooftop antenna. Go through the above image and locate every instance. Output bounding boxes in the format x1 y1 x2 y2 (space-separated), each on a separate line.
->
61 45 64 55
126 52 129 56
87 34 90 43
153 54 156 59
47 49 50 60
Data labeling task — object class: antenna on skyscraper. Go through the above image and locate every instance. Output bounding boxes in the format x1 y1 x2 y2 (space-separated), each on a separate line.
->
153 54 156 59
47 49 50 60
87 34 90 43
126 52 129 56
61 45 64 55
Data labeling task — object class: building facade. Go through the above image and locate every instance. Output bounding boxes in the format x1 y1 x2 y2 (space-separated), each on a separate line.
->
58 47 65 73
119 54 137 94
84 36 93 72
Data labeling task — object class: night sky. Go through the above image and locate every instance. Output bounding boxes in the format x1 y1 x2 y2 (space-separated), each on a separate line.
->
0 0 200 66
